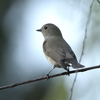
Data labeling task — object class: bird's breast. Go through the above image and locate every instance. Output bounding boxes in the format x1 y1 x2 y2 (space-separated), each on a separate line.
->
45 54 57 67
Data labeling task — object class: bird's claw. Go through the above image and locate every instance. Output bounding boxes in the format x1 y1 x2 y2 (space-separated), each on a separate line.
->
66 67 70 76
67 70 70 76
46 74 50 80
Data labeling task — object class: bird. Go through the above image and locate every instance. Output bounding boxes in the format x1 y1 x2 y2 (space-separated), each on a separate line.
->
36 23 85 77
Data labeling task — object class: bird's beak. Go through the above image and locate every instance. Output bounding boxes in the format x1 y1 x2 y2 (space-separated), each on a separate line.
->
36 29 42 32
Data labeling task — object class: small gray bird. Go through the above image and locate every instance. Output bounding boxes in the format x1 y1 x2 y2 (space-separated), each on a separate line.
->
37 23 85 76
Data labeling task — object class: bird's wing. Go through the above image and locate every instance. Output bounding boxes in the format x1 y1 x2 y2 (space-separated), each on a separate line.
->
43 40 84 69
67 46 77 61
43 40 69 70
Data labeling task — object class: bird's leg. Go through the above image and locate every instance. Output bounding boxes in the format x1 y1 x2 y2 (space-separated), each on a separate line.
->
67 66 70 76
46 67 55 80
65 61 71 76
60 60 70 76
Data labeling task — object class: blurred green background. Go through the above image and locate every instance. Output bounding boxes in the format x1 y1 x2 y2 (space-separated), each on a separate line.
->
0 0 100 100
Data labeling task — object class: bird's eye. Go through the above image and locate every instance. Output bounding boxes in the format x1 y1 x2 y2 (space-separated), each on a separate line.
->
44 26 48 30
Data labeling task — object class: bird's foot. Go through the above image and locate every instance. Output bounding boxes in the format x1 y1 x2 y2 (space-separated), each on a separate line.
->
67 67 70 76
46 73 50 80
67 70 70 76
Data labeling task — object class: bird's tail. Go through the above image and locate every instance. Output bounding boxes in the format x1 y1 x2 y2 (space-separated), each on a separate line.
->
65 58 85 69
